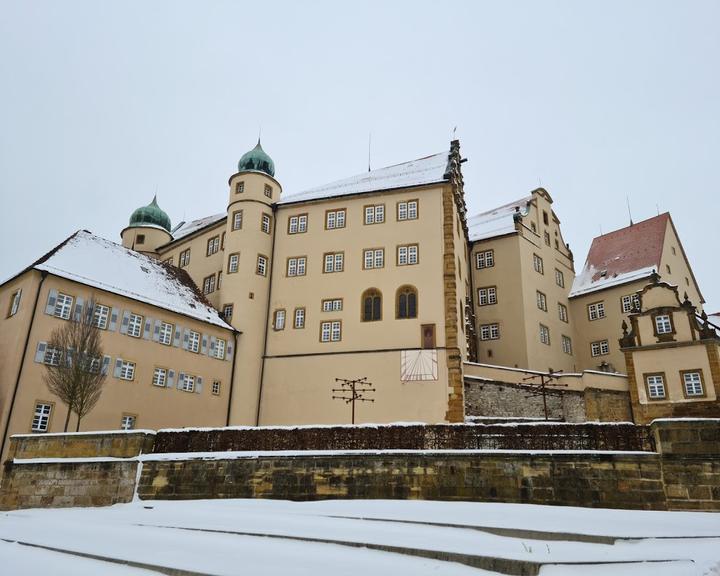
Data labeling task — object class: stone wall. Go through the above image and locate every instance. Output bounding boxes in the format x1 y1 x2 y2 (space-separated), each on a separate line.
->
464 378 632 423
7 431 155 460
1 420 719 512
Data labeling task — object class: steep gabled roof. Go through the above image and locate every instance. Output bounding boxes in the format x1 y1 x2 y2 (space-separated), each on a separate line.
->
570 213 670 298
277 151 450 205
467 195 533 242
21 230 232 329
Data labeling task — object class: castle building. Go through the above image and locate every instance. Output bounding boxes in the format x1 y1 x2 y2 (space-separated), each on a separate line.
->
1 138 715 459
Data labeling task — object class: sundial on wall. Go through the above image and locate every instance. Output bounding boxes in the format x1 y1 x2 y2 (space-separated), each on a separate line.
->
400 350 438 382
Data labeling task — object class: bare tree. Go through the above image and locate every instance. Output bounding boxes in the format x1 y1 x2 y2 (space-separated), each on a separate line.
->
43 298 107 432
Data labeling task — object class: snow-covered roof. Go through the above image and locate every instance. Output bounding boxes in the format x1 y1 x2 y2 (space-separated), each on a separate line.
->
32 230 233 329
278 151 450 205
170 213 226 242
467 195 532 242
569 214 670 299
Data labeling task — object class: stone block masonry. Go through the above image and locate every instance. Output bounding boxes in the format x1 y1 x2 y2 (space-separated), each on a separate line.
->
1 420 719 512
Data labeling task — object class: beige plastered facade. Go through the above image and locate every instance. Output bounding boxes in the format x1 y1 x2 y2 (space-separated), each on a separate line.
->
0 270 234 463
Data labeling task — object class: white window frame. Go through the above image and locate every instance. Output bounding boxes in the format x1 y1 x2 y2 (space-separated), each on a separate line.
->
9 289 22 316
120 415 136 430
398 244 418 266
558 303 568 323
476 250 495 269
206 236 220 256
44 346 62 366
257 255 268 276
655 314 673 335
232 210 243 230
179 249 191 267
320 320 341 342
261 214 272 234
152 367 167 387
326 209 346 229
555 269 565 288
188 330 200 353
127 314 143 338
478 287 497 306
562 335 573 355
287 257 307 277
322 299 343 312
365 204 385 225
203 275 216 294
214 338 226 360
363 249 384 269
119 361 135 381
621 294 640 314
533 254 544 274
591 340 610 357
540 324 550 345
588 302 606 321
480 323 500 340
92 304 109 329
274 310 286 331
54 293 73 320
158 322 173 346
646 374 666 399
294 308 305 329
31 403 52 432
683 372 704 396
324 252 344 273
536 291 547 312
181 374 195 393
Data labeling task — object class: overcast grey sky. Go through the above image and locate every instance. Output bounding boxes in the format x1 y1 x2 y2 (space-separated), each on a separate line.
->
1 0 718 309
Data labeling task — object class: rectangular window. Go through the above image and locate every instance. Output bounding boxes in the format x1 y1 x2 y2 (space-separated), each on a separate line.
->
539 324 550 345
555 269 565 288
591 340 610 357
221 232 225 251
536 291 547 312
181 374 195 393
562 335 573 355
397 244 418 266
127 313 143 338
588 302 606 321
322 298 343 312
261 213 272 234
533 254 544 274
363 248 384 269
214 338 226 360
203 275 216 294
119 361 135 381
93 304 110 329
8 289 22 317
558 303 568 323
287 257 307 277
682 371 704 397
44 346 62 366
264 184 273 198
120 415 136 430
288 214 308 234
364 204 385 225
152 367 167 387
159 322 173 345
477 287 497 306
212 380 221 395
232 210 243 230
256 255 268 276
217 270 222 289
207 236 220 256
325 209 346 229
480 323 500 340
54 293 74 320
294 307 305 329
320 320 342 342
397 200 418 221
273 309 286 330
179 249 191 268
646 374 666 399
227 253 240 274
323 252 344 273
188 330 200 353
235 181 244 194
31 403 52 432
222 304 233 321
621 294 640 314
544 231 551 246
655 314 673 335
475 250 495 269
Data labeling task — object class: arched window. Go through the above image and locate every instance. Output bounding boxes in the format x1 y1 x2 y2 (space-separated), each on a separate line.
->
362 289 382 322
397 285 418 319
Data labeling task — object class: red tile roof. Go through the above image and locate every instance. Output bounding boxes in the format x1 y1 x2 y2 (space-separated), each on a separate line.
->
570 213 669 297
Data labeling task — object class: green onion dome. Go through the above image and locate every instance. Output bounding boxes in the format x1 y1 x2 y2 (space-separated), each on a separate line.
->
129 196 172 233
238 140 275 177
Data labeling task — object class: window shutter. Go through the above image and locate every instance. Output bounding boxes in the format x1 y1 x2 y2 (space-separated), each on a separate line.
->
177 372 186 390
45 289 58 315
209 336 216 356
73 297 84 322
120 311 130 334
101 355 111 375
226 340 233 360
34 342 47 363
143 318 152 340
109 307 119 331
113 358 123 378
195 376 204 394
182 329 190 350
173 326 181 347
167 369 176 388
201 335 208 355
153 320 161 342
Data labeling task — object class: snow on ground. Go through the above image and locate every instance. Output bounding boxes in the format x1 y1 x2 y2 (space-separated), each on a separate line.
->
0 499 718 575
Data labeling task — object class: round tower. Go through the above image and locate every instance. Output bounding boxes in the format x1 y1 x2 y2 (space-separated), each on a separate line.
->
121 196 172 257
222 140 281 425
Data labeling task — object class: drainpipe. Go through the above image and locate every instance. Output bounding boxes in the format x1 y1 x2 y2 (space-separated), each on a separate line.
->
1 271 47 464
225 330 239 427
